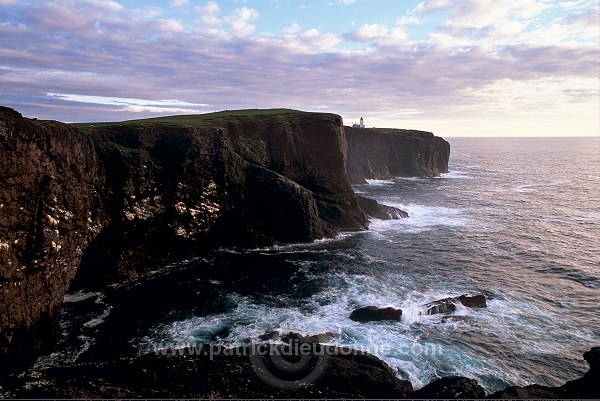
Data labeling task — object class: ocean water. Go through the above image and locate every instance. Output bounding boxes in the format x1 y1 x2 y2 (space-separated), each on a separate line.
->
38 137 600 393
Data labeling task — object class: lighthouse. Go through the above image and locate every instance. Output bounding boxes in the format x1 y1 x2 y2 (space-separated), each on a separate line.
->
359 117 365 128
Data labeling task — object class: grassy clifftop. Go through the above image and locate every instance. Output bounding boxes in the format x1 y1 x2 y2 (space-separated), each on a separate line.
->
72 109 337 129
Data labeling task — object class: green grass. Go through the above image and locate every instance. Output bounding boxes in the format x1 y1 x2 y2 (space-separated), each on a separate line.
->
71 108 336 129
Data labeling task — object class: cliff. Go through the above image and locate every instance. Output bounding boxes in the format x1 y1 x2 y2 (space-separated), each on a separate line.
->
345 126 450 184
0 107 367 375
0 107 104 375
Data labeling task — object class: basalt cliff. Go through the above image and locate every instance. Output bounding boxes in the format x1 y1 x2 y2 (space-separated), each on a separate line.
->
345 126 450 184
1 107 370 375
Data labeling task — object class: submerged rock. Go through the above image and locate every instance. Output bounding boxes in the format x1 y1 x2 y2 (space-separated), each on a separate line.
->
356 196 409 219
412 376 486 399
350 306 402 322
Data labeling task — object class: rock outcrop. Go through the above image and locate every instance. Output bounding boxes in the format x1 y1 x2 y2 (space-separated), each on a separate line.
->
350 306 402 322
0 107 368 375
345 126 450 184
356 196 408 219
488 346 600 399
423 294 487 316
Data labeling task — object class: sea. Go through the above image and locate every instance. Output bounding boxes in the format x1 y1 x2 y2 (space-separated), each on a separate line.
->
37 137 600 393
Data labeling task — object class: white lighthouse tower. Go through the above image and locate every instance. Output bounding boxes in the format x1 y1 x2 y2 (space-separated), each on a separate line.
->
359 117 365 128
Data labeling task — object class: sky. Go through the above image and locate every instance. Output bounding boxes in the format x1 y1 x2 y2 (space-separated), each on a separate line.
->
0 0 599 136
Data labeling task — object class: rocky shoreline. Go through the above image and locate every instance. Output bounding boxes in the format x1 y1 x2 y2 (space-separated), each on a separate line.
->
0 339 597 399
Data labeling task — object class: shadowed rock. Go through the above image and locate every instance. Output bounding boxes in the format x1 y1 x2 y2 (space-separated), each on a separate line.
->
488 347 600 399
350 306 402 322
356 196 408 219
412 376 486 399
0 344 413 399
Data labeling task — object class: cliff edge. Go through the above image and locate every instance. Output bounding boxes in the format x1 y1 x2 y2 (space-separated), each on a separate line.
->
345 126 450 184
0 107 367 375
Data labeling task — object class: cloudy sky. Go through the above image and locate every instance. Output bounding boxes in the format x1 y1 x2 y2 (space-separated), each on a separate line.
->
1 0 598 136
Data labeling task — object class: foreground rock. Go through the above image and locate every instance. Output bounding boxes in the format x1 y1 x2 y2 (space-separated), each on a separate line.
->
488 347 600 399
356 196 409 219
345 126 450 184
0 107 368 375
1 346 598 399
412 376 486 399
350 306 402 322
423 294 487 316
0 344 413 399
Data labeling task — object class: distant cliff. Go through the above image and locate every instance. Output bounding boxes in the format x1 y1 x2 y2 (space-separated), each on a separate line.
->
345 126 450 184
0 107 367 375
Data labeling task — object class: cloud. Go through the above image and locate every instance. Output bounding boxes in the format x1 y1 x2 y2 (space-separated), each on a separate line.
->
345 23 389 42
417 0 453 14
171 0 189 7
0 0 597 136
47 92 210 113
155 19 185 32
196 1 221 27
226 7 259 38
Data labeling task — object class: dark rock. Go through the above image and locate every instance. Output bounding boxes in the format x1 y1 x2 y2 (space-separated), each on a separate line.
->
279 331 336 344
0 344 412 399
583 346 600 370
0 107 105 376
350 306 402 322
559 346 600 399
258 331 280 341
488 347 600 399
423 298 457 315
345 126 450 184
412 376 486 399
423 294 487 315
458 294 487 308
356 195 409 219
487 384 565 399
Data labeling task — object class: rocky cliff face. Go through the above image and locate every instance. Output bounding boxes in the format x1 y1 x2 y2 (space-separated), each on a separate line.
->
345 126 450 184
0 107 367 374
0 107 105 375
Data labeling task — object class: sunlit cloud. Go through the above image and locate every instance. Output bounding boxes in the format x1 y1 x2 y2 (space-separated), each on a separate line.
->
0 0 597 136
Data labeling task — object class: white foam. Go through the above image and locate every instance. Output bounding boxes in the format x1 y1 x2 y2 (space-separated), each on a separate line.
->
367 203 475 233
82 305 112 328
438 170 473 179
365 179 396 186
63 291 103 303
